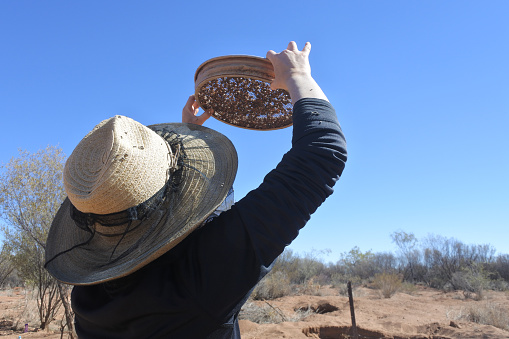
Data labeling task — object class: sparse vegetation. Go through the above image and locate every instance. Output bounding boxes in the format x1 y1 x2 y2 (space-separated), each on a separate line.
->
399 281 419 295
295 277 322 296
448 301 509 331
240 301 315 324
257 232 509 301
451 263 491 300
240 302 288 324
372 272 402 298
1 148 509 334
0 244 15 288
0 146 75 337
251 271 292 300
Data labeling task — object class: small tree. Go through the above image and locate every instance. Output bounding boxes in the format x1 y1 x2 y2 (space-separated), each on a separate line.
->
421 234 497 290
0 243 15 287
391 230 420 282
337 246 379 281
0 146 75 336
490 254 509 282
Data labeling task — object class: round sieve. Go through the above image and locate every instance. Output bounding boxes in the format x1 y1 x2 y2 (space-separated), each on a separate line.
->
194 55 293 130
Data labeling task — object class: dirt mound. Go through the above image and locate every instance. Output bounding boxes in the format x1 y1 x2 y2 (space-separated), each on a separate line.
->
239 286 509 339
1 285 508 338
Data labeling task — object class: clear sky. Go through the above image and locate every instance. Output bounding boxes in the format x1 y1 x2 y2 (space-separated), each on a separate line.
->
1 1 508 262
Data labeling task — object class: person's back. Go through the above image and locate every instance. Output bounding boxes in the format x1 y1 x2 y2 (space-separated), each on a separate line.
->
45 41 347 338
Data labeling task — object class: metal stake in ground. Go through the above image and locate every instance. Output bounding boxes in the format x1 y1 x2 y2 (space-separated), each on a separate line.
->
347 281 359 339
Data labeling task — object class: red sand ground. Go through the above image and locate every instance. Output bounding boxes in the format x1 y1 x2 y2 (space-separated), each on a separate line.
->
1 285 508 338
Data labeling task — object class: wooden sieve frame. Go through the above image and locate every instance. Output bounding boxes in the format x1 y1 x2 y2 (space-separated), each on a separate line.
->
194 55 293 131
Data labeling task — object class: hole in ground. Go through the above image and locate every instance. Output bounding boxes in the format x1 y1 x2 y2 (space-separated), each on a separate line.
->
303 326 388 339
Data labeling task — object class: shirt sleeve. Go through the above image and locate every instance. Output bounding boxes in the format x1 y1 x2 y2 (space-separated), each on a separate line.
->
178 98 347 322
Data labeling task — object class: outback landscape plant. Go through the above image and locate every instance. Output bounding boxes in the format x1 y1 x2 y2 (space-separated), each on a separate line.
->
0 146 75 337
372 272 402 298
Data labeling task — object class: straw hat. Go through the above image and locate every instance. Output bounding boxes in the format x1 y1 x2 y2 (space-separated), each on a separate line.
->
45 116 237 285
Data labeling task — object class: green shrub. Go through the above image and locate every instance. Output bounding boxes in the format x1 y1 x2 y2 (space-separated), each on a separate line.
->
451 264 491 300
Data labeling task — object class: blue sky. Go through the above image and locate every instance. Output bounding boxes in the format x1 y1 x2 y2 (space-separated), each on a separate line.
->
1 1 508 261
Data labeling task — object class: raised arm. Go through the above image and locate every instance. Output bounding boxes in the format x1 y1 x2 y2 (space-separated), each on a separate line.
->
266 41 328 103
187 42 347 319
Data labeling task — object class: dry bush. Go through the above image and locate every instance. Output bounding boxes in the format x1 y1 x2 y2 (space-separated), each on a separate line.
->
251 271 292 300
400 282 418 295
240 301 314 324
450 302 509 331
337 283 348 296
373 273 402 298
0 288 40 331
15 288 40 331
272 249 329 285
331 273 362 291
240 302 286 324
296 278 321 296
490 279 509 292
335 282 365 298
288 308 316 322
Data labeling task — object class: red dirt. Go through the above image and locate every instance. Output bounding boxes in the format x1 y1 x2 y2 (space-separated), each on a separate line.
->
1 285 508 338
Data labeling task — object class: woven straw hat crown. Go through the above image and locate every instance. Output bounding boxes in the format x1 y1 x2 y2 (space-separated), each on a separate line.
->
64 115 172 214
46 116 237 285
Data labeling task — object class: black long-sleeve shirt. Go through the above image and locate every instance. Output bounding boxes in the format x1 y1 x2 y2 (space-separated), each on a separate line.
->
71 98 347 338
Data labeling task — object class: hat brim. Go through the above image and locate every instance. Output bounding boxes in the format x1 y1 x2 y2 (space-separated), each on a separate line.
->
45 123 237 285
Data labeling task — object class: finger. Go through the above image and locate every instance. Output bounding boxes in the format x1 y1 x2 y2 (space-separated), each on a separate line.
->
185 95 196 109
192 100 200 113
195 110 212 125
266 49 277 61
302 42 311 55
287 41 298 51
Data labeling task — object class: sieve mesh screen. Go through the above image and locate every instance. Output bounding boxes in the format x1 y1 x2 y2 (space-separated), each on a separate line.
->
197 76 293 130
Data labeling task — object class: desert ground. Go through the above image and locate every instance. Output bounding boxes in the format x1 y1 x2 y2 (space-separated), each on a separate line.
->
1 285 508 338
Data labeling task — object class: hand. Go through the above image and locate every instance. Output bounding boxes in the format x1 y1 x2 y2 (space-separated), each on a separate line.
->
182 95 213 125
266 42 328 103
266 41 312 91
